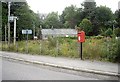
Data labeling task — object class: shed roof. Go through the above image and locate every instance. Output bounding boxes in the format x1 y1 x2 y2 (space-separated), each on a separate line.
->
41 29 77 35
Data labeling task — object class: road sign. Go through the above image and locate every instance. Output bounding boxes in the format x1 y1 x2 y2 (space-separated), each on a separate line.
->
22 30 32 34
22 29 32 53
9 16 14 22
77 31 85 42
9 16 18 23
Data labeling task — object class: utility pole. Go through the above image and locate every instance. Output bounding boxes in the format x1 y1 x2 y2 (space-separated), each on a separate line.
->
39 25 42 55
113 20 117 37
14 17 17 45
33 24 35 39
5 25 7 43
40 25 42 40
8 2 11 48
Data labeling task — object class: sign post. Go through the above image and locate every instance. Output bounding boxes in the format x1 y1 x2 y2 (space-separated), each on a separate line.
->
22 29 32 53
26 30 28 53
8 16 18 46
77 31 85 60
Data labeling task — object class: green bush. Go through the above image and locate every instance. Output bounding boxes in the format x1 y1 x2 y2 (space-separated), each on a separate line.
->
69 37 77 39
94 35 104 39
48 37 57 48
104 28 113 37
2 43 9 51
108 39 117 62
85 36 91 39
79 18 93 36
83 39 104 60
101 38 120 62
114 39 120 62
114 28 120 37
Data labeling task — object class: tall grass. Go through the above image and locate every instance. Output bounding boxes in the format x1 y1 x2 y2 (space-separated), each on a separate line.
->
1 37 120 62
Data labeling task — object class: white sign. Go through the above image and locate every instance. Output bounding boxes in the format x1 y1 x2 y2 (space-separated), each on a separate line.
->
66 35 69 37
9 16 14 22
9 16 18 22
22 30 32 34
78 36 81 41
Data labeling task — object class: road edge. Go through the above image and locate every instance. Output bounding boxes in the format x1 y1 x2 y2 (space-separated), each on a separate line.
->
1 55 120 78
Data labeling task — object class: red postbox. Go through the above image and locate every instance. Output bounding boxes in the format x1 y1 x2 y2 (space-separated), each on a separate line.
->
77 31 85 42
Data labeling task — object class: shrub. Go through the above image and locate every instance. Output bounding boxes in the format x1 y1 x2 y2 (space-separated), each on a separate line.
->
114 39 120 62
83 39 103 60
102 38 120 62
95 35 104 39
114 28 120 37
59 43 69 56
48 37 57 48
85 36 91 39
79 18 93 36
104 28 113 37
69 37 77 39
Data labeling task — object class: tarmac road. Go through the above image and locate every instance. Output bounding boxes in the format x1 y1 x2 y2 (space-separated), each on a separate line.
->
2 58 97 80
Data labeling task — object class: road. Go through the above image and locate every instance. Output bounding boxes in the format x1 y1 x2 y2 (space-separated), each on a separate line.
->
2 58 97 80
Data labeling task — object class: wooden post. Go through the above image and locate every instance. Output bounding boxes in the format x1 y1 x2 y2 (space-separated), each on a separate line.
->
80 42 83 60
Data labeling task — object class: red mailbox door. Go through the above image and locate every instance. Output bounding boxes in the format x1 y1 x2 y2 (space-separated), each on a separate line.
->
77 31 85 42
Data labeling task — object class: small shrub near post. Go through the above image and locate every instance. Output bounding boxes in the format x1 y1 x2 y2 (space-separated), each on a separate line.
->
114 28 120 37
105 28 113 37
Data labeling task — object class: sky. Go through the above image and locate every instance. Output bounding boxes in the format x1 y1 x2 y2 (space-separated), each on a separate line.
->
26 0 120 15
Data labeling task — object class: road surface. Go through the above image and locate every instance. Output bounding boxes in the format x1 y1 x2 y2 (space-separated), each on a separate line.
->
2 58 97 80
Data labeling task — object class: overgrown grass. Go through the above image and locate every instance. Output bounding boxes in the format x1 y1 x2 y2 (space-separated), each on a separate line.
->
1 37 120 62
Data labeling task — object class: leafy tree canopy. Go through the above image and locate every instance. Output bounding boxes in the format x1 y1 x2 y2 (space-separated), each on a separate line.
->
79 18 93 36
43 12 62 29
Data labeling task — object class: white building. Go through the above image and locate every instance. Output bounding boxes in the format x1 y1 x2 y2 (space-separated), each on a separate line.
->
41 29 77 39
84 0 95 2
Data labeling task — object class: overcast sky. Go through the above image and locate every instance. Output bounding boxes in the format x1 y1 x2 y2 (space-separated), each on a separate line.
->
26 0 120 14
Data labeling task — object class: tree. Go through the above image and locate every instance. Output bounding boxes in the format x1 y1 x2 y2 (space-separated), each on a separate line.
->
10 2 37 40
81 1 100 35
81 0 96 19
79 18 93 36
81 1 114 35
115 10 120 28
2 3 8 41
89 6 114 35
95 6 113 31
60 5 81 28
43 12 62 28
2 2 41 40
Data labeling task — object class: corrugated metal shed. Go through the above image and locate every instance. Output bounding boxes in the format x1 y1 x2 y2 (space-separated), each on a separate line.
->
41 29 77 35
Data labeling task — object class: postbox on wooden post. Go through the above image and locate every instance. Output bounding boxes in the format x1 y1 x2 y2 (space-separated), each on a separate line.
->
77 31 85 60
78 31 85 43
